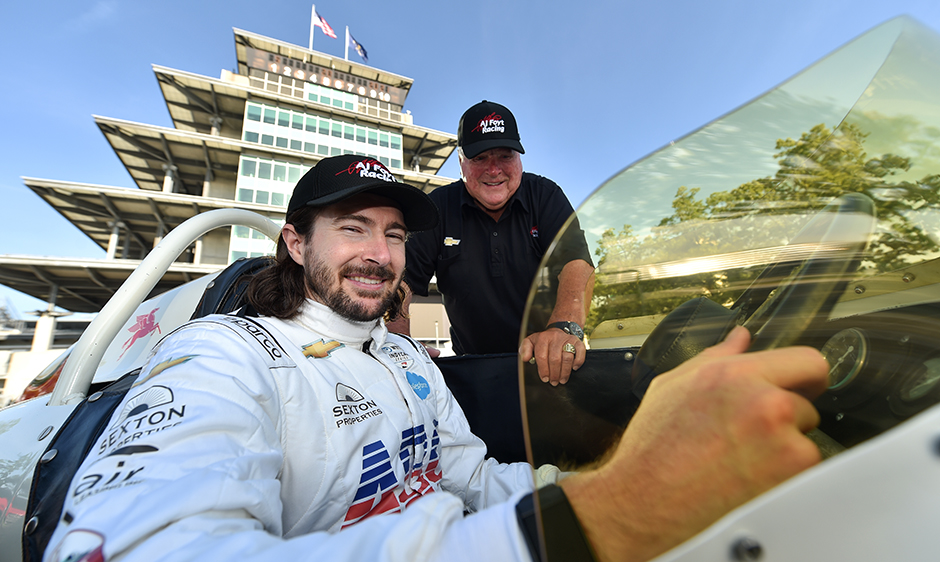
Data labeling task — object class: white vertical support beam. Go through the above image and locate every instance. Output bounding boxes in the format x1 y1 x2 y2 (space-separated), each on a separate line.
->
106 222 120 259
162 164 178 193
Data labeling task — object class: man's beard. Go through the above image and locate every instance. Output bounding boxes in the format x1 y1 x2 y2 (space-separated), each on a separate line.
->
305 254 399 322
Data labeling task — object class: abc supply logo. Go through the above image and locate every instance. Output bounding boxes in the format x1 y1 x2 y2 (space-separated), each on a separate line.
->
338 158 397 183
333 383 384 427
471 112 505 135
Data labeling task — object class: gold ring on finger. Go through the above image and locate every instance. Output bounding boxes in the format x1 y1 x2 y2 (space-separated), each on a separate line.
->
563 342 576 354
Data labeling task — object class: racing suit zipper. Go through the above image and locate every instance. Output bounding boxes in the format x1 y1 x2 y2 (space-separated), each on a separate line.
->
364 344 421 491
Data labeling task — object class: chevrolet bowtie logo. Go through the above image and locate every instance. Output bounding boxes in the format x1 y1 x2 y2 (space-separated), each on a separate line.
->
303 339 344 358
444 237 461 246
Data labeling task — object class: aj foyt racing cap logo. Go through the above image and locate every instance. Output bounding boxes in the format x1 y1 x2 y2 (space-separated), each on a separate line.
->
337 158 398 183
334 382 384 428
472 112 506 135
285 155 439 231
457 100 524 159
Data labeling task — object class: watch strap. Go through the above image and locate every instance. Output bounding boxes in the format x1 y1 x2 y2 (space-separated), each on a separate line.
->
547 321 584 340
515 484 597 562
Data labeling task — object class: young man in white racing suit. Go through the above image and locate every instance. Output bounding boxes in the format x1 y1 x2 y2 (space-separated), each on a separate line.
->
45 155 832 562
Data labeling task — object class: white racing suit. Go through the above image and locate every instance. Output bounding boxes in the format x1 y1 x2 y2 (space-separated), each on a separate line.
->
45 300 558 562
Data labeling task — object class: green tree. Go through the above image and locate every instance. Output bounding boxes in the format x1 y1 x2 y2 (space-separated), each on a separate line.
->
587 122 940 332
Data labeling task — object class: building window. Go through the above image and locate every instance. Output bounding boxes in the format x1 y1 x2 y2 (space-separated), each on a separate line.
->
258 162 272 179
344 125 354 140
231 251 248 261
331 147 341 156
306 117 317 132
244 131 259 143
263 108 276 124
237 189 253 203
275 137 288 148
391 135 402 150
241 160 256 177
292 115 304 130
256 191 269 205
246 104 262 121
271 192 285 206
380 133 389 148
356 128 366 143
273 164 287 181
304 142 316 153
288 167 301 183
234 226 250 238
277 111 290 127
290 139 302 151
368 131 378 145
331 123 342 138
261 134 274 146
318 145 329 155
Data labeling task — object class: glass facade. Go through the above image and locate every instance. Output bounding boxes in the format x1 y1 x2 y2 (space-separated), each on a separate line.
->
228 155 305 262
246 67 407 122
242 101 403 170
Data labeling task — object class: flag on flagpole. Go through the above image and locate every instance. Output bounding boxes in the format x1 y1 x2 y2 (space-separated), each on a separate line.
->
312 7 337 39
348 32 369 63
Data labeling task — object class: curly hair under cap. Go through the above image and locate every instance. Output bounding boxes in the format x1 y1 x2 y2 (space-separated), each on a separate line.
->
246 206 405 321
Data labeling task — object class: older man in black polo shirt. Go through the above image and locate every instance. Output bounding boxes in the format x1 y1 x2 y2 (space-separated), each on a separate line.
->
394 100 594 386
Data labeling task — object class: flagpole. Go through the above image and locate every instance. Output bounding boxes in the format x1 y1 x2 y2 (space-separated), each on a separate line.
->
309 4 316 50
344 26 350 61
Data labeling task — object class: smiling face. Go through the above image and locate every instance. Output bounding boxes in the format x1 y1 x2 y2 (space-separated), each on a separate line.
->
459 147 523 221
283 193 407 322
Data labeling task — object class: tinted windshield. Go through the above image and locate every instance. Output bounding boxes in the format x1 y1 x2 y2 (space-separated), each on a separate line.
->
523 16 940 467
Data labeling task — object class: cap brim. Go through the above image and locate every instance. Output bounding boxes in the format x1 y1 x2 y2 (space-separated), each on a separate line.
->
300 180 439 231
461 139 525 159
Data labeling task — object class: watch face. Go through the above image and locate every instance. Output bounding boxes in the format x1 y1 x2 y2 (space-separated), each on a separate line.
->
569 323 584 339
549 321 584 340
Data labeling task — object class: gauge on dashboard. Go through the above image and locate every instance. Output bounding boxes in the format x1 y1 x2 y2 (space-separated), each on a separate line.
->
889 355 940 418
820 328 869 392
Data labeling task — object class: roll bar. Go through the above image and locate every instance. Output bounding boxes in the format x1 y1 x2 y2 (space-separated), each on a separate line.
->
47 209 281 406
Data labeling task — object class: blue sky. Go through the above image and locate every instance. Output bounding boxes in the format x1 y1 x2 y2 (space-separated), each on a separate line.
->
3 0 940 317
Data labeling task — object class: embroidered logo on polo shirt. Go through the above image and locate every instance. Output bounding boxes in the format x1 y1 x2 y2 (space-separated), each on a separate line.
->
303 339 344 358
530 226 539 238
444 237 460 247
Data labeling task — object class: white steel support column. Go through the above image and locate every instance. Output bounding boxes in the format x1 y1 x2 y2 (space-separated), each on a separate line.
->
209 116 223 136
162 164 178 193
30 286 69 352
106 221 121 259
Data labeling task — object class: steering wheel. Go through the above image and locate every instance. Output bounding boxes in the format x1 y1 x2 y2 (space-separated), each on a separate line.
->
735 192 876 351
631 193 876 389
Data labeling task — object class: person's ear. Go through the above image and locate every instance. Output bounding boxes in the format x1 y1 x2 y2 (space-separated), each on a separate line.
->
281 223 305 265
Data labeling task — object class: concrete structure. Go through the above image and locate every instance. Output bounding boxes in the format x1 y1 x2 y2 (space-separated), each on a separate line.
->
0 28 456 404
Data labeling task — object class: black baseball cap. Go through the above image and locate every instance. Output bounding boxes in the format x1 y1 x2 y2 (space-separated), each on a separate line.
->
457 100 525 159
286 155 439 231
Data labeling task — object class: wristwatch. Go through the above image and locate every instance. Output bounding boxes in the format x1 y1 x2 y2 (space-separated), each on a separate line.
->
547 321 584 341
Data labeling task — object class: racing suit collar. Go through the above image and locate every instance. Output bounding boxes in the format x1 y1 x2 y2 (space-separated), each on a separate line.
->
293 299 389 349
